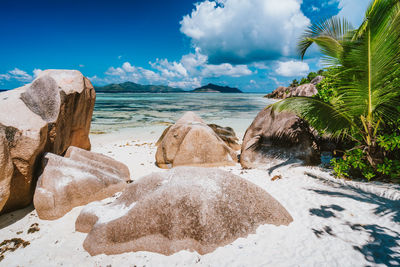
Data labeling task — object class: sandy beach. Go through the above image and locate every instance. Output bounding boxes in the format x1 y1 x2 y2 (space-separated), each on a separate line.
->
2 0 400 265
1 125 399 267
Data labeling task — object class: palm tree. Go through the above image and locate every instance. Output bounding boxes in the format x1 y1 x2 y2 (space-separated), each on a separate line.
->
272 0 400 168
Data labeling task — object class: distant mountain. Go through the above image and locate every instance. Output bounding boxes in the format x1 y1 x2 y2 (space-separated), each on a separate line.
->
95 82 185 93
191 83 242 93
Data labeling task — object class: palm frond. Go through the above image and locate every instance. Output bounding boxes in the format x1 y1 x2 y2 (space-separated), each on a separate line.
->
298 16 353 60
270 97 358 138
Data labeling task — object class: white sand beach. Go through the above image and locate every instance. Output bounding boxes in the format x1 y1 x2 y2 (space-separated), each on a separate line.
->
1 125 399 267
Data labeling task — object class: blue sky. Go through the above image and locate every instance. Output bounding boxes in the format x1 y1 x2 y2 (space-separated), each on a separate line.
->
0 0 370 92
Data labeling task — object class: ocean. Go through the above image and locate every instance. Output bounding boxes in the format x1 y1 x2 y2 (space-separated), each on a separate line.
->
92 93 274 134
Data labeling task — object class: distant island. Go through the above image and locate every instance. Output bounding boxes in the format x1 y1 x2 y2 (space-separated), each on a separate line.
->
95 82 184 93
95 82 243 93
192 83 242 93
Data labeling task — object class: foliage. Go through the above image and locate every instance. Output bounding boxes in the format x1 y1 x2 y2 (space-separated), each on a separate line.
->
271 0 400 182
300 77 309 85
296 71 320 86
290 79 299 87
314 68 340 104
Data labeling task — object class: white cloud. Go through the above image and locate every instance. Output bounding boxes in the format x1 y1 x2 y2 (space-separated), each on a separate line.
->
337 0 370 28
150 59 188 78
0 73 11 81
140 68 163 83
180 0 310 63
96 49 253 89
311 5 320 11
33 69 43 78
8 68 33 82
168 78 201 89
201 63 252 77
104 64 143 83
0 68 44 86
275 60 310 77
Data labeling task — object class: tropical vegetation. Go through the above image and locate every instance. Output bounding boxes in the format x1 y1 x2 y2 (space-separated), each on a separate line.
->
271 0 400 182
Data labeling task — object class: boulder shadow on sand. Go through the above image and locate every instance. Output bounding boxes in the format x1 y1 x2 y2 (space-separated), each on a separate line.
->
76 167 293 256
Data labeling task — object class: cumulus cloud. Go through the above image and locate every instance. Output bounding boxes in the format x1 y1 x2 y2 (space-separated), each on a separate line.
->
275 60 310 77
0 68 35 84
0 73 11 81
180 0 310 64
95 49 253 89
8 68 33 82
168 78 202 89
201 63 252 77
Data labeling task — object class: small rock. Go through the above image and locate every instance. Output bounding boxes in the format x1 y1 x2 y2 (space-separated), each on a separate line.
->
271 175 282 181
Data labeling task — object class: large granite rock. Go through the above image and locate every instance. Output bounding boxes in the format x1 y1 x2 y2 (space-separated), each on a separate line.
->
155 112 238 169
264 86 289 99
76 167 293 256
33 146 130 220
240 107 319 168
264 76 323 99
0 70 96 213
0 129 13 211
207 124 241 151
286 83 318 98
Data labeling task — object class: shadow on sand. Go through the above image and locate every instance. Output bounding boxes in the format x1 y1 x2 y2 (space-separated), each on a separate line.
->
0 205 34 230
306 173 400 266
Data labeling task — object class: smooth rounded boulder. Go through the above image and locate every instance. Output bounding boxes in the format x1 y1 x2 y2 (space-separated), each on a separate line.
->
75 167 293 256
241 107 319 168
155 112 238 168
34 146 130 220
0 70 96 213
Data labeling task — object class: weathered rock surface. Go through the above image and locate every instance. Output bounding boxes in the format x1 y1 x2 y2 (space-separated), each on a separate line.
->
76 167 293 256
155 112 238 168
264 86 289 99
286 83 318 98
0 129 13 211
156 122 240 151
240 107 319 168
33 146 130 220
0 70 96 213
207 124 241 151
264 76 323 99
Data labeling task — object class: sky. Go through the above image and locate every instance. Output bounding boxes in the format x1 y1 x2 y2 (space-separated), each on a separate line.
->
0 0 370 92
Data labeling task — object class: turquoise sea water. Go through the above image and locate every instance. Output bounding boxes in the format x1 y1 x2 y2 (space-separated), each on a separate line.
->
92 93 274 133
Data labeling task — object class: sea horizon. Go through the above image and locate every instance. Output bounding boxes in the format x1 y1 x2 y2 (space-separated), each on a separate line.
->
92 92 273 134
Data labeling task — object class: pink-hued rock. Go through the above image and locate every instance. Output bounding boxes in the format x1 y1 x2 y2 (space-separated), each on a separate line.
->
264 76 323 99
207 124 241 151
155 112 238 169
76 167 293 256
286 83 318 98
241 107 319 168
0 70 96 214
33 146 130 220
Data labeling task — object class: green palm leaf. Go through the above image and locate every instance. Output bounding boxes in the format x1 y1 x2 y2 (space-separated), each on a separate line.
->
271 97 358 138
280 0 400 144
298 16 353 61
